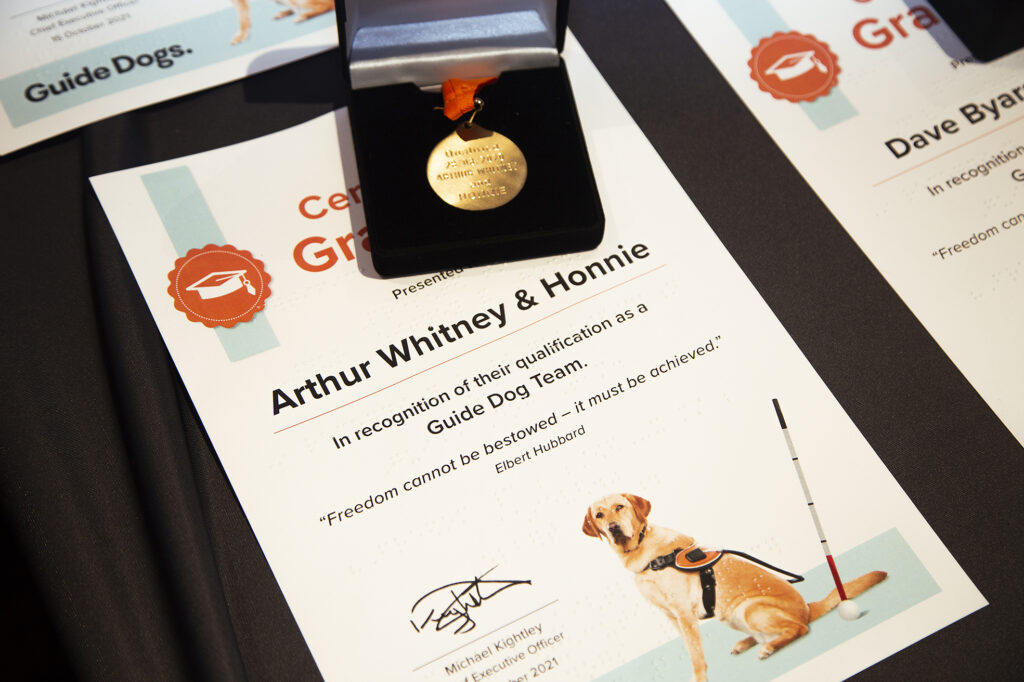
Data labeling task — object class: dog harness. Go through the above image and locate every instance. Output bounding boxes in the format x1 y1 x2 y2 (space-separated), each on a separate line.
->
644 545 804 620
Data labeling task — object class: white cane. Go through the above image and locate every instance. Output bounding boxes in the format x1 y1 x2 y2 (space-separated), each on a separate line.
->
773 398 861 621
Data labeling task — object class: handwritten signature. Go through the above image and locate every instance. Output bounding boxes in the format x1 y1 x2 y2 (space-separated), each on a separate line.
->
410 568 531 635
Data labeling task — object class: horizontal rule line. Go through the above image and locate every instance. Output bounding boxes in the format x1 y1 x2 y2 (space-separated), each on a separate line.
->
11 1 69 19
872 112 1024 187
273 264 668 434
411 599 559 672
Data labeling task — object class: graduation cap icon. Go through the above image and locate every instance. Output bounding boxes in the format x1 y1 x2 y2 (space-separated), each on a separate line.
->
185 269 256 300
764 50 828 81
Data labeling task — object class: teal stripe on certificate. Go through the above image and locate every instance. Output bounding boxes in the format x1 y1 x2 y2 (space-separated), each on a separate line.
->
0 8 334 127
596 527 939 681
718 0 857 130
720 0 788 42
142 166 279 362
142 167 225 254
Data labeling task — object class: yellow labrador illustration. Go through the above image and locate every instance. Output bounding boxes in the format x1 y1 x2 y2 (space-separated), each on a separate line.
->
583 493 886 682
230 0 334 45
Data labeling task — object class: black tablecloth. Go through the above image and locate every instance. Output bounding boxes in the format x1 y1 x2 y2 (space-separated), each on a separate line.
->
1 1 1020 679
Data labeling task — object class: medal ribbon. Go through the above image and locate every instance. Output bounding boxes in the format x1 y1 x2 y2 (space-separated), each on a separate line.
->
441 77 498 120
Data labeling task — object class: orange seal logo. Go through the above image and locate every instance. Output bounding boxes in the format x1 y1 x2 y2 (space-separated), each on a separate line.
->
167 244 271 328
749 32 840 103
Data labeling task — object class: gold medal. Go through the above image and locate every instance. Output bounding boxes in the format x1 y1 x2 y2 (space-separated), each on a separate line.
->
427 78 527 211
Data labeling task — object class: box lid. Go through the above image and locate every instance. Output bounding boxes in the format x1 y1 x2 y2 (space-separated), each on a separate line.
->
340 0 568 89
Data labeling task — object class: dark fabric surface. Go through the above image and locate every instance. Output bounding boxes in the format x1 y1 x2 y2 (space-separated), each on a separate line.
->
1 2 1020 680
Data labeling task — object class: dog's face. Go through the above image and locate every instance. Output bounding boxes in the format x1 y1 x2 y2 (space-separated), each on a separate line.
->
582 493 652 553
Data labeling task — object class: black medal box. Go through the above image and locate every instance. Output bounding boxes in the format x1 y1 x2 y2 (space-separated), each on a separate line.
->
338 0 604 278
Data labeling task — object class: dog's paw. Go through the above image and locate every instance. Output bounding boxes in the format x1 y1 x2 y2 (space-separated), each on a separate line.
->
758 645 776 660
731 637 756 655
230 32 248 45
274 10 294 20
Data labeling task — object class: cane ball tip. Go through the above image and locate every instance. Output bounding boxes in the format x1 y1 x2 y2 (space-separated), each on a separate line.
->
838 599 861 621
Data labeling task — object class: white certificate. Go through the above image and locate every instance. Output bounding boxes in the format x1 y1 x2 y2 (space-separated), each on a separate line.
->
91 34 984 682
666 0 1024 446
0 0 338 154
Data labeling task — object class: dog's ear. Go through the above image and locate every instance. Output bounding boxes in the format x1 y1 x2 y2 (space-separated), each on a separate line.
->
582 508 600 537
625 494 652 525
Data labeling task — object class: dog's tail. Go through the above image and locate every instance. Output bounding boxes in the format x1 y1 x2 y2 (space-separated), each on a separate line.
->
807 570 888 622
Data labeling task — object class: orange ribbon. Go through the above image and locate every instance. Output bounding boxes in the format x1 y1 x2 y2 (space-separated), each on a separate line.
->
441 76 498 120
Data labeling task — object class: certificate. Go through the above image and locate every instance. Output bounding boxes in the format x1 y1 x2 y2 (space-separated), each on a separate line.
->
0 0 338 154
91 34 984 681
666 0 1024 446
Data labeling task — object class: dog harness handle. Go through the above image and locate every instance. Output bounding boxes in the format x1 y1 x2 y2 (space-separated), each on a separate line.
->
718 549 805 584
644 546 805 620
